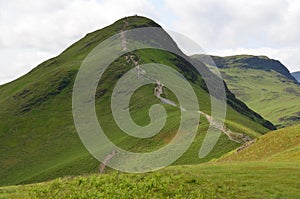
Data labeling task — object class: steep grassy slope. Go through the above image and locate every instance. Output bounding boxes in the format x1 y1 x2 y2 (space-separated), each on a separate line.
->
219 124 300 162
193 55 300 128
0 16 274 186
1 162 299 199
292 71 300 83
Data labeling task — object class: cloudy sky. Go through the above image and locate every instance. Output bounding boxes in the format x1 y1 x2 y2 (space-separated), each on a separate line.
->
0 0 300 84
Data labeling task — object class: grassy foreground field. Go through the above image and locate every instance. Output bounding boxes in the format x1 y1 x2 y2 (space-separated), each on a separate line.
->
0 161 299 199
1 124 299 198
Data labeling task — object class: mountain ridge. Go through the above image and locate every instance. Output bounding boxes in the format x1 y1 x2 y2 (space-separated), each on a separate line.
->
198 54 298 83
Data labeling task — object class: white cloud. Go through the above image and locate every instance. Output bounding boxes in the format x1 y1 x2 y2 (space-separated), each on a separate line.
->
1 0 300 85
269 0 300 47
165 0 300 72
165 0 289 48
0 0 157 85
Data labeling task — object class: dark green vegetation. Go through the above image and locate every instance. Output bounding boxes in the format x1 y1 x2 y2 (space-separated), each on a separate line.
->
193 55 300 128
292 71 300 83
0 16 275 186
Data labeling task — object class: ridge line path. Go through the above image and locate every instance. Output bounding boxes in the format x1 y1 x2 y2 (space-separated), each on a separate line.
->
99 18 250 171
120 19 251 144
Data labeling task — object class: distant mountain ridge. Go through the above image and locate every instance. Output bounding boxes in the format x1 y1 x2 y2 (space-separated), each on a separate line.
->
292 71 300 83
192 54 300 128
209 55 297 83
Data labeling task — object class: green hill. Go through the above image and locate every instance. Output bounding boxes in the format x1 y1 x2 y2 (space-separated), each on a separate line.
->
192 54 300 128
0 16 274 186
219 124 300 162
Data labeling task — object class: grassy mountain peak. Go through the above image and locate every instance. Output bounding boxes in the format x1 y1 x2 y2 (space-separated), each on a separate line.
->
0 16 275 186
